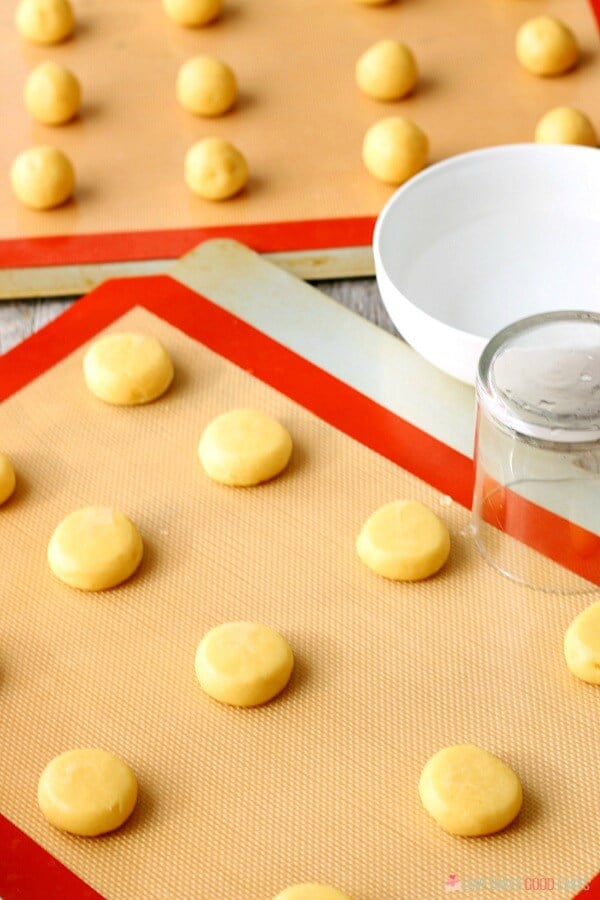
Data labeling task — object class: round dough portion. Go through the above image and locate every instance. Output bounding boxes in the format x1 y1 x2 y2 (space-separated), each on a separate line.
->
15 0 74 44
24 61 81 125
0 453 16 506
83 333 174 405
198 408 292 485
48 507 143 591
38 749 137 836
10 146 75 210
163 0 222 26
419 744 523 836
274 887 352 900
195 621 294 707
353 0 392 5
176 55 237 117
185 138 248 201
564 601 600 684
535 106 597 147
357 500 450 581
362 116 428 185
356 40 417 101
516 16 579 76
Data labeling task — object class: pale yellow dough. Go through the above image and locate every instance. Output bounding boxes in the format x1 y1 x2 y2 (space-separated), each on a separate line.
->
16 0 74 45
564 601 600 684
176 55 237 117
11 146 75 210
535 106 597 147
48 506 143 591
0 453 16 506
185 138 248 201
362 116 428 185
357 499 450 581
419 744 523 836
274 887 352 900
163 0 222 27
25 61 81 125
83 333 174 405
198 408 292 485
356 40 417 101
195 621 294 707
38 748 138 836
516 16 579 76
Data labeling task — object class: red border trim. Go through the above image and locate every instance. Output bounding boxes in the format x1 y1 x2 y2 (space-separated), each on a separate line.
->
589 0 600 27
0 217 375 269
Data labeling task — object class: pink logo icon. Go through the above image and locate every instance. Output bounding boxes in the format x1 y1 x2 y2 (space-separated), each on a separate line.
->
445 874 462 893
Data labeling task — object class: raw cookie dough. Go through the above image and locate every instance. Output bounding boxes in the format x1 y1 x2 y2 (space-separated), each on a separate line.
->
516 16 579 76
535 106 597 146
83 333 174 405
195 621 294 707
356 499 450 581
362 116 428 185
274 887 352 900
419 744 523 836
185 138 248 200
48 507 143 591
176 55 237 117
10 146 75 210
356 40 417 100
198 408 292 485
564 601 600 684
38 749 138 836
24 61 81 125
15 0 74 44
353 0 392 5
0 453 16 505
163 0 222 26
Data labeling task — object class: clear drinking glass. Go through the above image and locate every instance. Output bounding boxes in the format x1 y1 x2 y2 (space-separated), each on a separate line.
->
471 311 600 592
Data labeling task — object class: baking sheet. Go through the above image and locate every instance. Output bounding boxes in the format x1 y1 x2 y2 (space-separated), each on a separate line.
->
0 275 599 899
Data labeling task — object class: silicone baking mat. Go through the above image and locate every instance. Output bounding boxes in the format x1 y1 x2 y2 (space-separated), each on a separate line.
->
0 273 599 900
0 0 599 269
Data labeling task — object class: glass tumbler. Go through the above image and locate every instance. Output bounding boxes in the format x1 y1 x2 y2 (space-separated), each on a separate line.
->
471 311 600 592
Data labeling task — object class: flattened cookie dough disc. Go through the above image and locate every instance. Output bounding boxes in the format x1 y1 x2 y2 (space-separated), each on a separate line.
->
198 408 292 485
176 55 237 117
11 146 75 210
48 506 143 591
419 744 523 836
195 621 294 707
357 499 450 581
38 749 138 836
0 453 16 506
564 601 600 684
185 138 248 200
16 0 74 45
25 61 81 125
83 333 174 405
362 116 428 185
356 39 418 101
535 106 597 146
163 0 222 27
274 887 352 900
516 16 579 76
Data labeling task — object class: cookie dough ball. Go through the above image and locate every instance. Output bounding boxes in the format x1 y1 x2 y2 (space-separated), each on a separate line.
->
362 116 428 185
419 744 523 836
357 499 450 581
535 106 597 147
0 453 16 506
38 749 138 836
83 333 174 405
564 601 600 684
163 0 222 26
195 622 294 707
48 507 143 591
356 40 418 101
516 16 579 76
24 62 81 125
198 408 292 485
15 0 74 45
353 0 392 5
10 146 75 210
176 55 237 117
185 138 248 201
274 887 352 900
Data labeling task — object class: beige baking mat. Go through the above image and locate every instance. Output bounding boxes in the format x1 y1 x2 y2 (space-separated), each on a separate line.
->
0 0 599 243
0 307 598 900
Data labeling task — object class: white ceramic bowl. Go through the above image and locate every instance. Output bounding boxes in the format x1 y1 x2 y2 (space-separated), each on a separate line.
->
373 144 600 385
